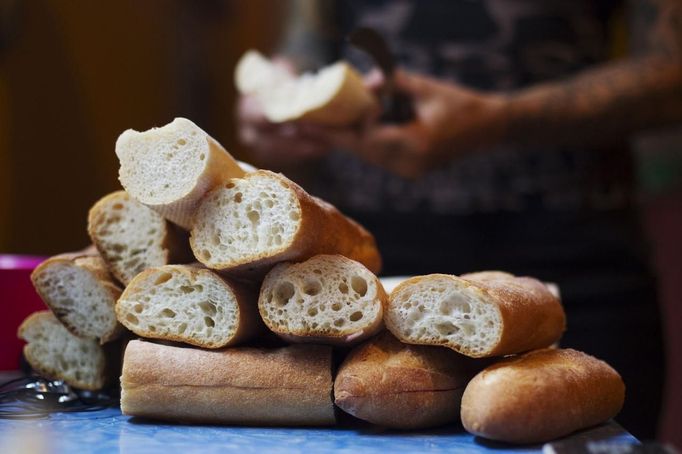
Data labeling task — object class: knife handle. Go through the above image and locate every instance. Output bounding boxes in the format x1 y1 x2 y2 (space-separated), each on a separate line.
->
380 90 415 124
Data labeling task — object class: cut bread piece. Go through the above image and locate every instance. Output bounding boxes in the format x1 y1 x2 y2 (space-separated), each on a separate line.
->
116 117 245 229
190 170 382 277
31 252 124 344
235 50 377 126
461 348 625 444
88 190 193 285
385 272 566 358
258 255 386 345
116 265 261 348
17 311 107 390
334 332 492 429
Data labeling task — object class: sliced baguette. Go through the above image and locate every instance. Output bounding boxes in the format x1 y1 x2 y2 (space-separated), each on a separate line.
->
461 348 625 444
87 190 193 285
258 255 386 345
116 117 245 229
121 339 335 426
190 170 382 277
31 251 124 344
116 264 261 348
17 311 107 390
334 332 491 429
235 50 377 126
385 272 565 358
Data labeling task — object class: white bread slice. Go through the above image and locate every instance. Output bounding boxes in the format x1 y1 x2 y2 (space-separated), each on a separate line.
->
190 170 382 277
31 252 124 344
115 117 245 229
17 311 107 390
258 255 386 345
116 265 261 348
235 50 377 126
385 272 566 358
87 191 193 286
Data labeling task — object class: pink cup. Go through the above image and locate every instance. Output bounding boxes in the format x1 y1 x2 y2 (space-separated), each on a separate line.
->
0 255 47 370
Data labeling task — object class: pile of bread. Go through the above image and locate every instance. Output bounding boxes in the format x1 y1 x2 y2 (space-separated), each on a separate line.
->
18 115 625 445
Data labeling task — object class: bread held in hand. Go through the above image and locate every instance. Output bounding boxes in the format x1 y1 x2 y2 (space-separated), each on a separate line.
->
258 255 386 345
120 340 335 426
87 190 192 285
31 251 124 344
334 332 491 429
385 272 565 358
190 170 382 277
116 265 262 349
461 348 625 444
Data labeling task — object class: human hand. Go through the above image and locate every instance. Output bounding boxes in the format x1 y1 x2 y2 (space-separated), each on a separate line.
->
322 70 508 178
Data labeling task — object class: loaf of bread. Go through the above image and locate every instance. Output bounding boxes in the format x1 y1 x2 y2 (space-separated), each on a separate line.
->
31 251 124 344
17 311 108 390
190 170 382 277
116 117 245 229
385 272 565 358
116 264 262 348
87 190 193 285
235 50 377 126
461 348 625 444
258 255 386 345
334 332 490 429
120 339 335 425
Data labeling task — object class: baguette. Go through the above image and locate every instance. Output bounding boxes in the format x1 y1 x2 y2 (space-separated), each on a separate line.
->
115 117 245 229
17 311 107 390
31 251 124 344
190 170 381 277
258 255 386 345
385 272 565 358
235 50 376 126
87 190 193 285
120 340 335 426
334 332 490 429
116 265 262 348
461 348 625 444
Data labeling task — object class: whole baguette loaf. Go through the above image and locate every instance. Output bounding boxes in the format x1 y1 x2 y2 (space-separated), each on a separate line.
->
259 255 386 345
461 348 625 444
116 117 245 229
386 272 565 357
31 251 124 344
235 50 376 126
17 311 108 390
191 170 381 277
334 332 491 429
120 340 335 426
87 190 193 285
116 264 262 348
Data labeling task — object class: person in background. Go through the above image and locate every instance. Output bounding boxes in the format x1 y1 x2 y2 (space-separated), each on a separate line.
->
237 0 682 440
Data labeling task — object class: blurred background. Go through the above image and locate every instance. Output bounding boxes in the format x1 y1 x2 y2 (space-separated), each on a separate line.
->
0 0 680 445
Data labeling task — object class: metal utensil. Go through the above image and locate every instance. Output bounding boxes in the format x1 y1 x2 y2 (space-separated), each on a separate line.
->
348 27 415 124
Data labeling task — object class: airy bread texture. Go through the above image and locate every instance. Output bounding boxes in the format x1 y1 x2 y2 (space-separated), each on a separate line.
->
121 340 335 426
116 117 245 229
258 255 386 345
461 348 625 444
235 50 376 125
17 311 107 390
385 272 565 358
191 170 381 277
31 252 124 344
334 332 490 429
116 265 261 348
87 190 192 285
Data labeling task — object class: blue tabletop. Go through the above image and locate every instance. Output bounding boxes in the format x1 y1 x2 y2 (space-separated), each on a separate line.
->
0 407 638 454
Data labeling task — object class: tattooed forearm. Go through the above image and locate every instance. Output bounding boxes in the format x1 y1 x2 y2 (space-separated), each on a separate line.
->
502 0 682 146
